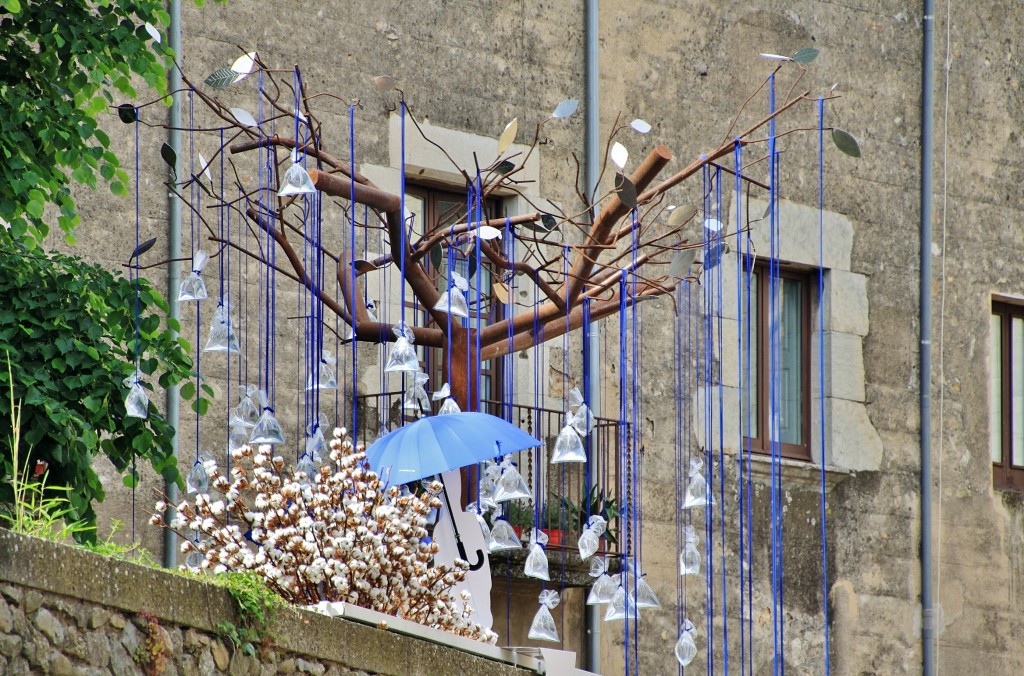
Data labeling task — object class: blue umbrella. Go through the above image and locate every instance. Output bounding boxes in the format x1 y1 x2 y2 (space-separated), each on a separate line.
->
366 411 541 484
366 411 541 571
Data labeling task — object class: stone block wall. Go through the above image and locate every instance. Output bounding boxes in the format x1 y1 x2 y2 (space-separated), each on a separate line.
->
0 529 534 676
39 0 1024 673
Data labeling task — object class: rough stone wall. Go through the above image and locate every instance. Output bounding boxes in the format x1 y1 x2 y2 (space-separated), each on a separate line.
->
51 0 1024 674
0 529 534 676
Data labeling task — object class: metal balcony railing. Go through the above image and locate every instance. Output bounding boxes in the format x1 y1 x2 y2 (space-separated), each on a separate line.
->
356 392 626 561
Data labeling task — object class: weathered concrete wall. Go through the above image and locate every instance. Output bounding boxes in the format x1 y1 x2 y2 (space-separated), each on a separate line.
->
52 0 1024 674
0 529 535 675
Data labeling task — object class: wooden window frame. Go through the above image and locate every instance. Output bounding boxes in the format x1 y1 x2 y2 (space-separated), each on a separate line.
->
991 300 1024 491
743 261 813 462
406 184 505 412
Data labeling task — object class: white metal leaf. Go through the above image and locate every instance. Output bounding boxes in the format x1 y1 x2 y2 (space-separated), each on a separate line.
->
229 107 259 128
231 51 257 75
630 119 652 134
611 142 628 170
668 205 698 228
477 225 502 240
493 282 510 304
498 118 518 155
452 271 469 293
198 152 213 184
669 249 697 279
704 218 723 233
144 23 161 44
759 53 792 61
552 99 579 119
373 75 397 91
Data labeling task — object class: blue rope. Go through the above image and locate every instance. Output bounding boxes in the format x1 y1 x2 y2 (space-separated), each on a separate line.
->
475 174 483 412
817 97 832 676
131 108 141 542
349 105 358 436
701 162 715 676
734 139 748 675
766 72 785 676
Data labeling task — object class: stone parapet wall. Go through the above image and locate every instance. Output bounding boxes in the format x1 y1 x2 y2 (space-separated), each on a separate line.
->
0 529 533 675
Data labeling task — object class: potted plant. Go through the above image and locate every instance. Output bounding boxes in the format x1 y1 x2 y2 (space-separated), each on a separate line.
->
557 487 620 548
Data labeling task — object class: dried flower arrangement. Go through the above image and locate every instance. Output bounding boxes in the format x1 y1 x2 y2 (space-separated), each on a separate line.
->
150 427 496 643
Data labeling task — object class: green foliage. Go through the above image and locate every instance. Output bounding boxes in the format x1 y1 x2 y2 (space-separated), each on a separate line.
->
0 357 95 541
557 487 620 545
0 236 206 540
211 572 282 658
81 519 157 566
0 0 216 248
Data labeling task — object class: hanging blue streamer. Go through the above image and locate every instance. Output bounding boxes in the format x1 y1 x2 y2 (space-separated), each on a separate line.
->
817 97 832 676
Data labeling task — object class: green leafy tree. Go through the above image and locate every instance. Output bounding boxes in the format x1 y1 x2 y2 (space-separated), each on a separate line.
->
0 1 221 536
0 0 214 247
0 237 208 540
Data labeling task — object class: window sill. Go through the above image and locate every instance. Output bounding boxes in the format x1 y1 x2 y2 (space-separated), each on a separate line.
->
723 449 853 489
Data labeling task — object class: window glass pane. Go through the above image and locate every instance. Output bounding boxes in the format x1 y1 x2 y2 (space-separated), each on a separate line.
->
435 198 464 229
991 313 1003 464
778 277 803 445
740 271 758 439
406 193 425 238
1013 317 1024 466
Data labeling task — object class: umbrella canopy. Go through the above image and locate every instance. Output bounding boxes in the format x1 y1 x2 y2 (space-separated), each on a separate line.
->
366 411 541 484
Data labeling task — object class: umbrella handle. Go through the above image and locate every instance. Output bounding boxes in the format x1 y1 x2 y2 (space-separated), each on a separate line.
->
456 541 486 571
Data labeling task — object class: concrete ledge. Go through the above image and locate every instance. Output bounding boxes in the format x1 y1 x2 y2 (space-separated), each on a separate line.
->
0 529 535 675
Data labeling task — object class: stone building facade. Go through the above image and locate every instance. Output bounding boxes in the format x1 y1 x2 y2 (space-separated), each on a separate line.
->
62 1 1024 674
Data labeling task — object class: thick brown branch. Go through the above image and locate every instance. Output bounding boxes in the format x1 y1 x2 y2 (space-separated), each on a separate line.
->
562 145 673 306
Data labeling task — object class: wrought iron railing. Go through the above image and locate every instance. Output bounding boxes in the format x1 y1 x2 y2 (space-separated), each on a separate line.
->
355 392 625 558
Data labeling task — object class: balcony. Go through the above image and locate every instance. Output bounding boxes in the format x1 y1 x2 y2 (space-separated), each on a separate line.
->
356 393 627 585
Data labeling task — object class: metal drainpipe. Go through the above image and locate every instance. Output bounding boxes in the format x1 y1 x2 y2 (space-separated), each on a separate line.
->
162 0 183 569
584 0 601 671
919 0 936 673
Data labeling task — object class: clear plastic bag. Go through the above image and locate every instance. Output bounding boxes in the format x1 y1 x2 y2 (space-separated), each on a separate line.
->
570 403 596 436
434 287 469 318
306 350 338 391
229 386 261 429
524 528 550 580
402 371 431 414
488 518 521 552
568 386 584 409
186 460 209 494
493 459 532 502
587 573 618 605
204 304 240 354
604 584 637 621
227 425 250 453
305 425 327 462
634 574 661 609
477 477 498 512
123 377 149 419
250 408 286 445
675 619 698 667
577 526 601 561
295 453 317 485
177 250 209 302
682 457 714 509
680 524 700 576
438 397 462 415
278 160 316 196
385 323 420 373
551 423 586 463
528 589 561 642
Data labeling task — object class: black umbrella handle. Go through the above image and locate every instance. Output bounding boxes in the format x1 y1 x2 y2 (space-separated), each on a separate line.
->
439 475 486 571
456 541 486 571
